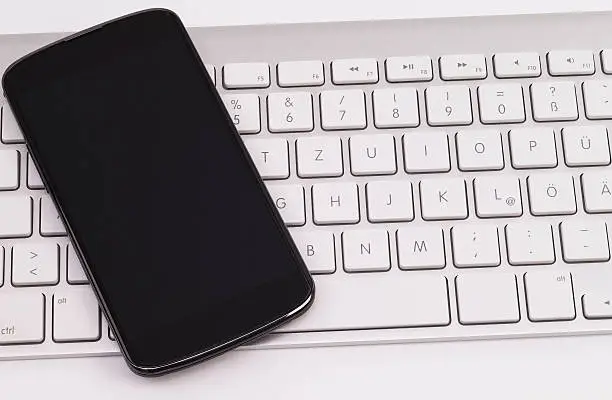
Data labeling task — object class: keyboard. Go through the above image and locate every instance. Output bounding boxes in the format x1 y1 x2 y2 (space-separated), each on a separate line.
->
3 11 612 362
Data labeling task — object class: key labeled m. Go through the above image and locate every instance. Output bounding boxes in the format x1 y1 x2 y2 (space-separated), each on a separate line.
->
413 240 428 253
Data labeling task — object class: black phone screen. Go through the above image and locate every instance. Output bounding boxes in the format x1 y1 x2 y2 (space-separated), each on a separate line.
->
2 9 313 374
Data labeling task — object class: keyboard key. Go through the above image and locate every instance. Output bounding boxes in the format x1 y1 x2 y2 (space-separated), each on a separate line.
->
0 149 19 190
243 138 289 179
366 181 413 223
277 274 450 332
562 126 610 166
312 183 359 225
11 243 59 287
0 196 32 238
396 226 445 270
331 58 378 84
0 292 44 344
473 176 522 218
477 84 526 124
266 185 305 226
420 178 467 221
509 127 557 169
267 92 313 132
560 220 609 262
456 273 520 324
342 229 390 272
53 287 101 342
583 293 612 319
425 85 473 126
548 50 595 76
67 244 88 284
297 136 343 178
0 248 3 287
40 195 67 236
583 80 612 119
27 153 44 189
439 54 487 80
223 62 270 88
385 56 433 82
602 50 612 74
205 64 215 85
451 225 500 268
290 231 335 274
493 52 541 78
372 88 419 128
277 60 324 87
524 271 575 322
582 171 612 213
222 94 261 134
320 90 366 130
1 106 24 144
505 222 555 266
456 129 504 171
403 131 450 173
349 134 396 176
530 82 578 122
528 173 576 216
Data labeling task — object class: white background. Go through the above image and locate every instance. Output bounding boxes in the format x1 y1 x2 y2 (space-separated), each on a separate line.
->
2 1 612 399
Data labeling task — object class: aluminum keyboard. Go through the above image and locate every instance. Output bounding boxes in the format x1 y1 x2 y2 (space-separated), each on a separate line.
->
2 12 612 361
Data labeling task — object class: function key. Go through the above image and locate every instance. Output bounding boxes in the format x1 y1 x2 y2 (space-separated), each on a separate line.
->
223 62 270 89
439 54 487 81
493 52 541 78
385 56 433 82
277 60 324 87
601 50 612 74
331 58 378 85
547 50 595 76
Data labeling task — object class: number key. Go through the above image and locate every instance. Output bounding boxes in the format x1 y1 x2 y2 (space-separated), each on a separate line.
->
320 90 366 130
478 83 525 124
373 88 419 128
267 92 313 132
222 94 261 134
425 85 473 126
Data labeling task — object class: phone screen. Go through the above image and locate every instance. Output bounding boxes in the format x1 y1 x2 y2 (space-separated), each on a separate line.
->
2 10 313 374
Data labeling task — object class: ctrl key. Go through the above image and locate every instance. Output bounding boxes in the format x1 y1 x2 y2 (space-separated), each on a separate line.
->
0 292 45 344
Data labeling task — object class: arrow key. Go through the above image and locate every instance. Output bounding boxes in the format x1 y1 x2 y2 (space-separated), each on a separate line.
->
583 293 612 319
11 243 59 287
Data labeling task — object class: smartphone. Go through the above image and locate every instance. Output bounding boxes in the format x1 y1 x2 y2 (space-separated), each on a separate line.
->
2 9 314 376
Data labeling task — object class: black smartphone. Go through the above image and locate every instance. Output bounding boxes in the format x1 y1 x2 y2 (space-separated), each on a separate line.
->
2 9 314 376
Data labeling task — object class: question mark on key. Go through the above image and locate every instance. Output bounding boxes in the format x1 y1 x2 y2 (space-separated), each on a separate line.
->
549 86 556 96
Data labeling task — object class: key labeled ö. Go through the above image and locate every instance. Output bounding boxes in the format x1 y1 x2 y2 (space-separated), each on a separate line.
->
528 173 576 215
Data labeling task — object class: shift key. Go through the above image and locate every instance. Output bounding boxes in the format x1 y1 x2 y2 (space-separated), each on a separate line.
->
0 292 45 344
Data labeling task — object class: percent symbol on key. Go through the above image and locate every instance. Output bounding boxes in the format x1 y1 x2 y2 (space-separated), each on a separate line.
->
230 99 242 110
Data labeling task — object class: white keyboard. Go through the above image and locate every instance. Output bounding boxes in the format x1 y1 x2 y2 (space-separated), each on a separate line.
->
2 12 612 361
